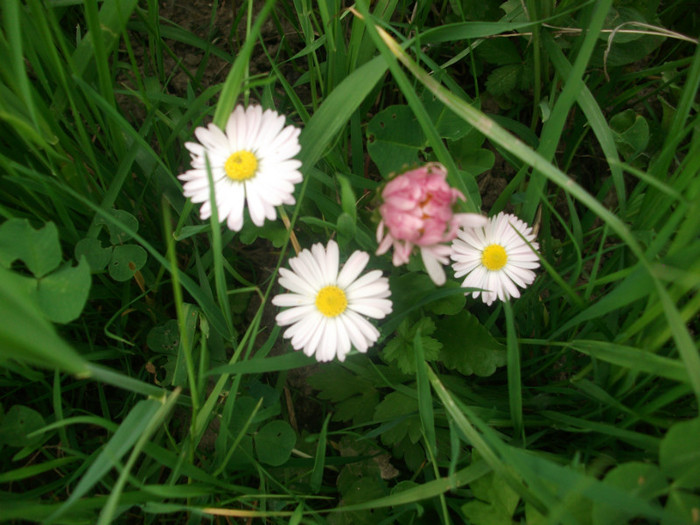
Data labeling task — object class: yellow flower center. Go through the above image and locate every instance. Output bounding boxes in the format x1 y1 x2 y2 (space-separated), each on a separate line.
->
315 286 348 318
482 244 508 271
224 150 258 181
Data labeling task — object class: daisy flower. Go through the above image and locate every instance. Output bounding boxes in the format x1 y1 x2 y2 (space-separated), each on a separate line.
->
450 212 540 306
272 240 393 362
178 104 302 232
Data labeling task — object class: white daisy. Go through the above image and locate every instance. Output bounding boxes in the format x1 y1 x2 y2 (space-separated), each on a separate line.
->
272 240 393 362
450 212 540 306
178 104 302 232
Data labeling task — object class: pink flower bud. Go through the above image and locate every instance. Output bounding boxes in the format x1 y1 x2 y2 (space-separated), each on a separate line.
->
376 163 486 285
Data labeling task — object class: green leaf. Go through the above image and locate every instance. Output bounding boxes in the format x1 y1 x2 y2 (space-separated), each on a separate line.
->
457 150 495 179
660 418 700 489
597 7 664 67
422 90 473 141
486 65 521 97
593 462 668 525
209 350 316 376
387 273 469 330
436 311 506 376
308 365 366 402
333 459 389 525
212 0 275 128
146 320 180 355
0 457 79 484
383 318 441 374
610 109 649 160
414 330 436 455
367 105 425 177
663 489 700 525
170 303 199 388
337 174 357 221
0 219 61 278
298 56 388 169
0 266 88 375
254 420 296 466
308 365 379 425
311 413 332 494
476 38 522 65
335 391 381 425
336 212 356 247
374 391 422 446
336 478 388 524
425 280 466 315
239 220 289 248
569 340 688 383
108 244 147 281
0 405 46 447
230 396 265 435
96 209 139 245
74 237 112 272
34 258 91 324
336 436 384 495
173 224 209 241
462 472 520 525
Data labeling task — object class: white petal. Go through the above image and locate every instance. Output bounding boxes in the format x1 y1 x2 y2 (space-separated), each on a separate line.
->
348 300 392 319
225 105 246 147
346 280 390 301
304 316 327 358
225 185 246 231
290 249 324 287
255 109 286 150
275 304 316 326
337 251 370 289
245 184 266 226
421 248 447 286
239 105 263 150
345 270 385 295
335 319 352 361
194 124 229 152
323 240 340 285
278 267 316 297
283 311 314 340
344 310 380 352
455 213 488 229
318 319 338 362
340 312 369 353
271 293 314 307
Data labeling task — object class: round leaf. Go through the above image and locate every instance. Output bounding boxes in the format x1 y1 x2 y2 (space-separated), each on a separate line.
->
108 244 147 282
367 105 425 178
97 209 139 245
74 237 112 272
0 405 46 447
0 266 88 375
146 320 180 354
35 258 92 324
422 91 474 141
0 219 61 278
610 109 649 160
593 462 668 525
663 489 700 525
660 418 700 489
254 420 295 466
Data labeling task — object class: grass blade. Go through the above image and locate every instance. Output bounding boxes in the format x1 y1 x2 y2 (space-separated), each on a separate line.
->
504 301 523 440
46 398 163 522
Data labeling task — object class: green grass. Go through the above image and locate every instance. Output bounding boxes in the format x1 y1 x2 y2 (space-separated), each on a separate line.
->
1 0 699 523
